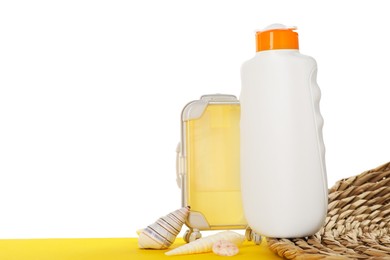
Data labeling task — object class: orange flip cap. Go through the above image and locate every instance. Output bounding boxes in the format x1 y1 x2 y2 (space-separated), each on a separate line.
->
256 27 299 52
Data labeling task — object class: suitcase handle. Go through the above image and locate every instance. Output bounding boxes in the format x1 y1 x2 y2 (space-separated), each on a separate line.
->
200 94 238 102
176 142 184 188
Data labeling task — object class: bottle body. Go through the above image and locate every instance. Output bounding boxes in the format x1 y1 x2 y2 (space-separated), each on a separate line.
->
240 50 328 238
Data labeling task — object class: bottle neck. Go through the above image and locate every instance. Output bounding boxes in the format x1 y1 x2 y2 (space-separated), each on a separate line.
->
256 49 299 54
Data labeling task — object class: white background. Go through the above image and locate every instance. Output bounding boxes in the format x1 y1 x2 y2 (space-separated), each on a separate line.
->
0 0 389 239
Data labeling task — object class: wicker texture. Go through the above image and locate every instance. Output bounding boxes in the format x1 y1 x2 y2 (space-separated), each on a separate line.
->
267 162 390 259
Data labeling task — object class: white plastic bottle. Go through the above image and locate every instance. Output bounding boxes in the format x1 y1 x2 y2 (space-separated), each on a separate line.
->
240 24 328 238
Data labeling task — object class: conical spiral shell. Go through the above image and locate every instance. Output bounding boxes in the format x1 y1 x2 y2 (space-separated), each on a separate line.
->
138 206 190 249
165 231 245 256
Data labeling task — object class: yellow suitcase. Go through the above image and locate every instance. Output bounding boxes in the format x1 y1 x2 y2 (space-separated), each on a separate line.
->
176 94 260 243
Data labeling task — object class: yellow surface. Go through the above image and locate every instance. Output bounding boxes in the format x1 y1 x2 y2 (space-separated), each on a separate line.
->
0 238 284 260
186 104 246 226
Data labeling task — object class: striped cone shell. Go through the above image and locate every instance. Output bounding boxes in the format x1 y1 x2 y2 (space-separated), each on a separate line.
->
138 206 190 249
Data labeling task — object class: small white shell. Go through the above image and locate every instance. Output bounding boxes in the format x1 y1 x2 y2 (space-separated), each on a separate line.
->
212 240 239 256
137 206 190 249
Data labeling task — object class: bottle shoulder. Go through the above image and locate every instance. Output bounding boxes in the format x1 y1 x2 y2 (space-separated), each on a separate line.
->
242 50 316 72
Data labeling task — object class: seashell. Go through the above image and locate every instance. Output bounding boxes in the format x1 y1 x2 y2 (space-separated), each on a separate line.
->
165 230 245 256
212 240 239 256
138 206 190 249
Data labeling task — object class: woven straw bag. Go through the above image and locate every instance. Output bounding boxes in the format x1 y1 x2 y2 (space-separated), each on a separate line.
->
267 162 390 259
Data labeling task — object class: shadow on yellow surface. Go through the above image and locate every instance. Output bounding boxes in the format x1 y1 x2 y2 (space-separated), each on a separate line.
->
0 238 284 260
